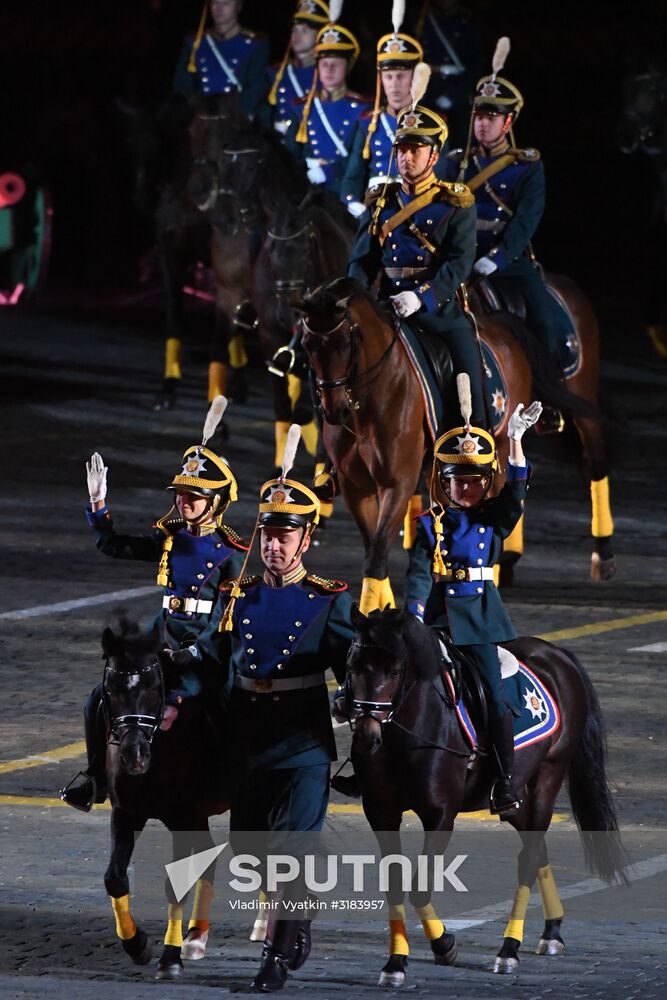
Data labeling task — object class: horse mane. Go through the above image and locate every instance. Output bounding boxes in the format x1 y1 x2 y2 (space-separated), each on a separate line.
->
103 610 161 661
306 276 394 327
355 607 442 681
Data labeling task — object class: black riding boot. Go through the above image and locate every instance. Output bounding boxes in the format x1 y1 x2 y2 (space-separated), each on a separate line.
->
61 691 108 812
252 918 303 992
489 710 522 817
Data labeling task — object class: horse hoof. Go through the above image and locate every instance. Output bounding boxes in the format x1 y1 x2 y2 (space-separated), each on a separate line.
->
155 960 183 981
122 929 152 966
378 954 408 988
492 956 519 974
536 937 565 956
182 927 209 960
591 552 616 581
431 931 457 966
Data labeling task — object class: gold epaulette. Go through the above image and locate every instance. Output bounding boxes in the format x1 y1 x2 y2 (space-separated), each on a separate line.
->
306 574 349 594
218 523 251 551
219 575 261 593
510 147 541 162
434 180 474 208
364 180 400 207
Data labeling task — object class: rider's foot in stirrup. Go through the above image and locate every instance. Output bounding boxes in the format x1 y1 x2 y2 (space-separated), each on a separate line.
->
489 775 521 817
60 771 107 812
330 773 360 798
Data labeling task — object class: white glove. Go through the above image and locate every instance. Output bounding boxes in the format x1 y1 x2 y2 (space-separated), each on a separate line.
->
473 255 498 276
390 290 421 318
86 452 108 503
306 159 326 185
508 401 543 441
273 120 290 136
347 200 366 219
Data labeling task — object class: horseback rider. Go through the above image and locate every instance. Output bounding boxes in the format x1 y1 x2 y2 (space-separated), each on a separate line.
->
284 1 370 197
405 375 543 815
340 1 442 217
264 0 330 136
446 37 571 380
347 63 489 428
173 0 269 119
61 398 248 813
216 425 353 992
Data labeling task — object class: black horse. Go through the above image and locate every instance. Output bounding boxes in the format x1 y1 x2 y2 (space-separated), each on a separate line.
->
618 66 667 357
100 618 228 981
345 607 627 986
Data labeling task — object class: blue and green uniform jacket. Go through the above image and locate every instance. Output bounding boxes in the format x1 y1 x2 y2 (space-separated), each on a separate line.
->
284 87 371 196
340 109 449 207
173 30 269 118
219 570 354 771
347 175 475 322
446 144 544 277
265 59 316 134
405 462 530 644
86 505 247 659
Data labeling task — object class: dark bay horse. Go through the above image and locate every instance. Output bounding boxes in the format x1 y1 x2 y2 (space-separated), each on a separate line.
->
100 619 228 981
345 607 627 986
298 276 613 612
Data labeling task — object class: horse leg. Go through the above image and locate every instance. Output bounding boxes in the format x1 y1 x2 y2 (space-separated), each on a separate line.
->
182 824 220 960
571 413 616 580
104 807 152 965
360 482 418 613
155 242 186 411
409 821 458 967
371 824 410 987
535 843 566 956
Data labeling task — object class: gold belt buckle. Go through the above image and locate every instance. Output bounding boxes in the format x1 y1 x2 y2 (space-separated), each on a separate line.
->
454 568 467 582
169 596 183 611
253 678 273 693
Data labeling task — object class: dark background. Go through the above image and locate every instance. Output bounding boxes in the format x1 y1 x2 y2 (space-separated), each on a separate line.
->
2 0 666 303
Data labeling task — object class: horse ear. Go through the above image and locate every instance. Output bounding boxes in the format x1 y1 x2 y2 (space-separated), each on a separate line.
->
101 627 117 657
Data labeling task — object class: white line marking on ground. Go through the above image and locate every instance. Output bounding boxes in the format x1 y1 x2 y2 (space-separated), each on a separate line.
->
440 853 667 931
0 586 155 620
627 641 667 653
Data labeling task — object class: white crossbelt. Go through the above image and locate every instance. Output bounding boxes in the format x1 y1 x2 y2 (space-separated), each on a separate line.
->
313 97 349 157
379 112 395 143
286 62 305 98
234 672 326 693
206 35 242 91
162 596 214 614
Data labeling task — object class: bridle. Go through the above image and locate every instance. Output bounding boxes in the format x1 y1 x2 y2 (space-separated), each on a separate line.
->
303 307 398 412
102 655 165 747
265 222 316 298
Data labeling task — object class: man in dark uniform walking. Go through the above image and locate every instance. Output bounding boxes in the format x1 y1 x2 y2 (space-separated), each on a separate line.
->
217 425 354 991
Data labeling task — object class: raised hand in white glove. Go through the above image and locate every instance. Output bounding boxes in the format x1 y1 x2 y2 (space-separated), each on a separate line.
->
347 200 366 219
86 452 108 504
473 255 498 276
306 159 326 185
390 290 421 318
508 401 543 441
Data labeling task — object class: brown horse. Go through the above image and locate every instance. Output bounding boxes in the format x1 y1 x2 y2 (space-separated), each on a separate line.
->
345 607 627 985
299 276 613 613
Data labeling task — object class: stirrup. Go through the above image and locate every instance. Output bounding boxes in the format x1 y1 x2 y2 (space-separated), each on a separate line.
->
489 777 522 816
60 771 99 813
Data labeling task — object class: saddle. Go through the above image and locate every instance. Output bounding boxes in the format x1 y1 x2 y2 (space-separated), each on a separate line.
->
475 276 527 320
409 322 454 396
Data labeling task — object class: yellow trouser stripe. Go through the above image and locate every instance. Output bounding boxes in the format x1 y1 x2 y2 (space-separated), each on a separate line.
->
111 893 137 941
591 476 614 537
165 338 182 380
300 419 318 457
503 884 531 942
537 864 564 920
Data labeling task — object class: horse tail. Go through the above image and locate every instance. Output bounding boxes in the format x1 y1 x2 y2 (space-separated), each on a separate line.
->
495 311 600 422
564 648 629 884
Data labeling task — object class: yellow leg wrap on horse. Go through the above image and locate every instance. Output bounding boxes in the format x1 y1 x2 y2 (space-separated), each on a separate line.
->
287 373 302 408
314 462 333 519
388 904 409 956
111 894 137 941
415 903 445 941
228 334 248 369
380 577 396 609
188 878 215 931
274 421 290 468
402 495 422 550
165 903 184 947
503 514 524 556
208 361 227 401
503 884 531 942
646 324 667 360
360 577 386 615
537 864 564 920
591 476 614 538
300 419 319 457
165 337 182 380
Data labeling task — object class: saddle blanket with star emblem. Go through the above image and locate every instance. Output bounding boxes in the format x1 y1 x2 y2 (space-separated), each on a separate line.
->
447 658 560 752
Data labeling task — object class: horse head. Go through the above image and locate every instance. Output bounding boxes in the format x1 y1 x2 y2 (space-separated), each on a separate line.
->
618 67 667 157
101 618 164 776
